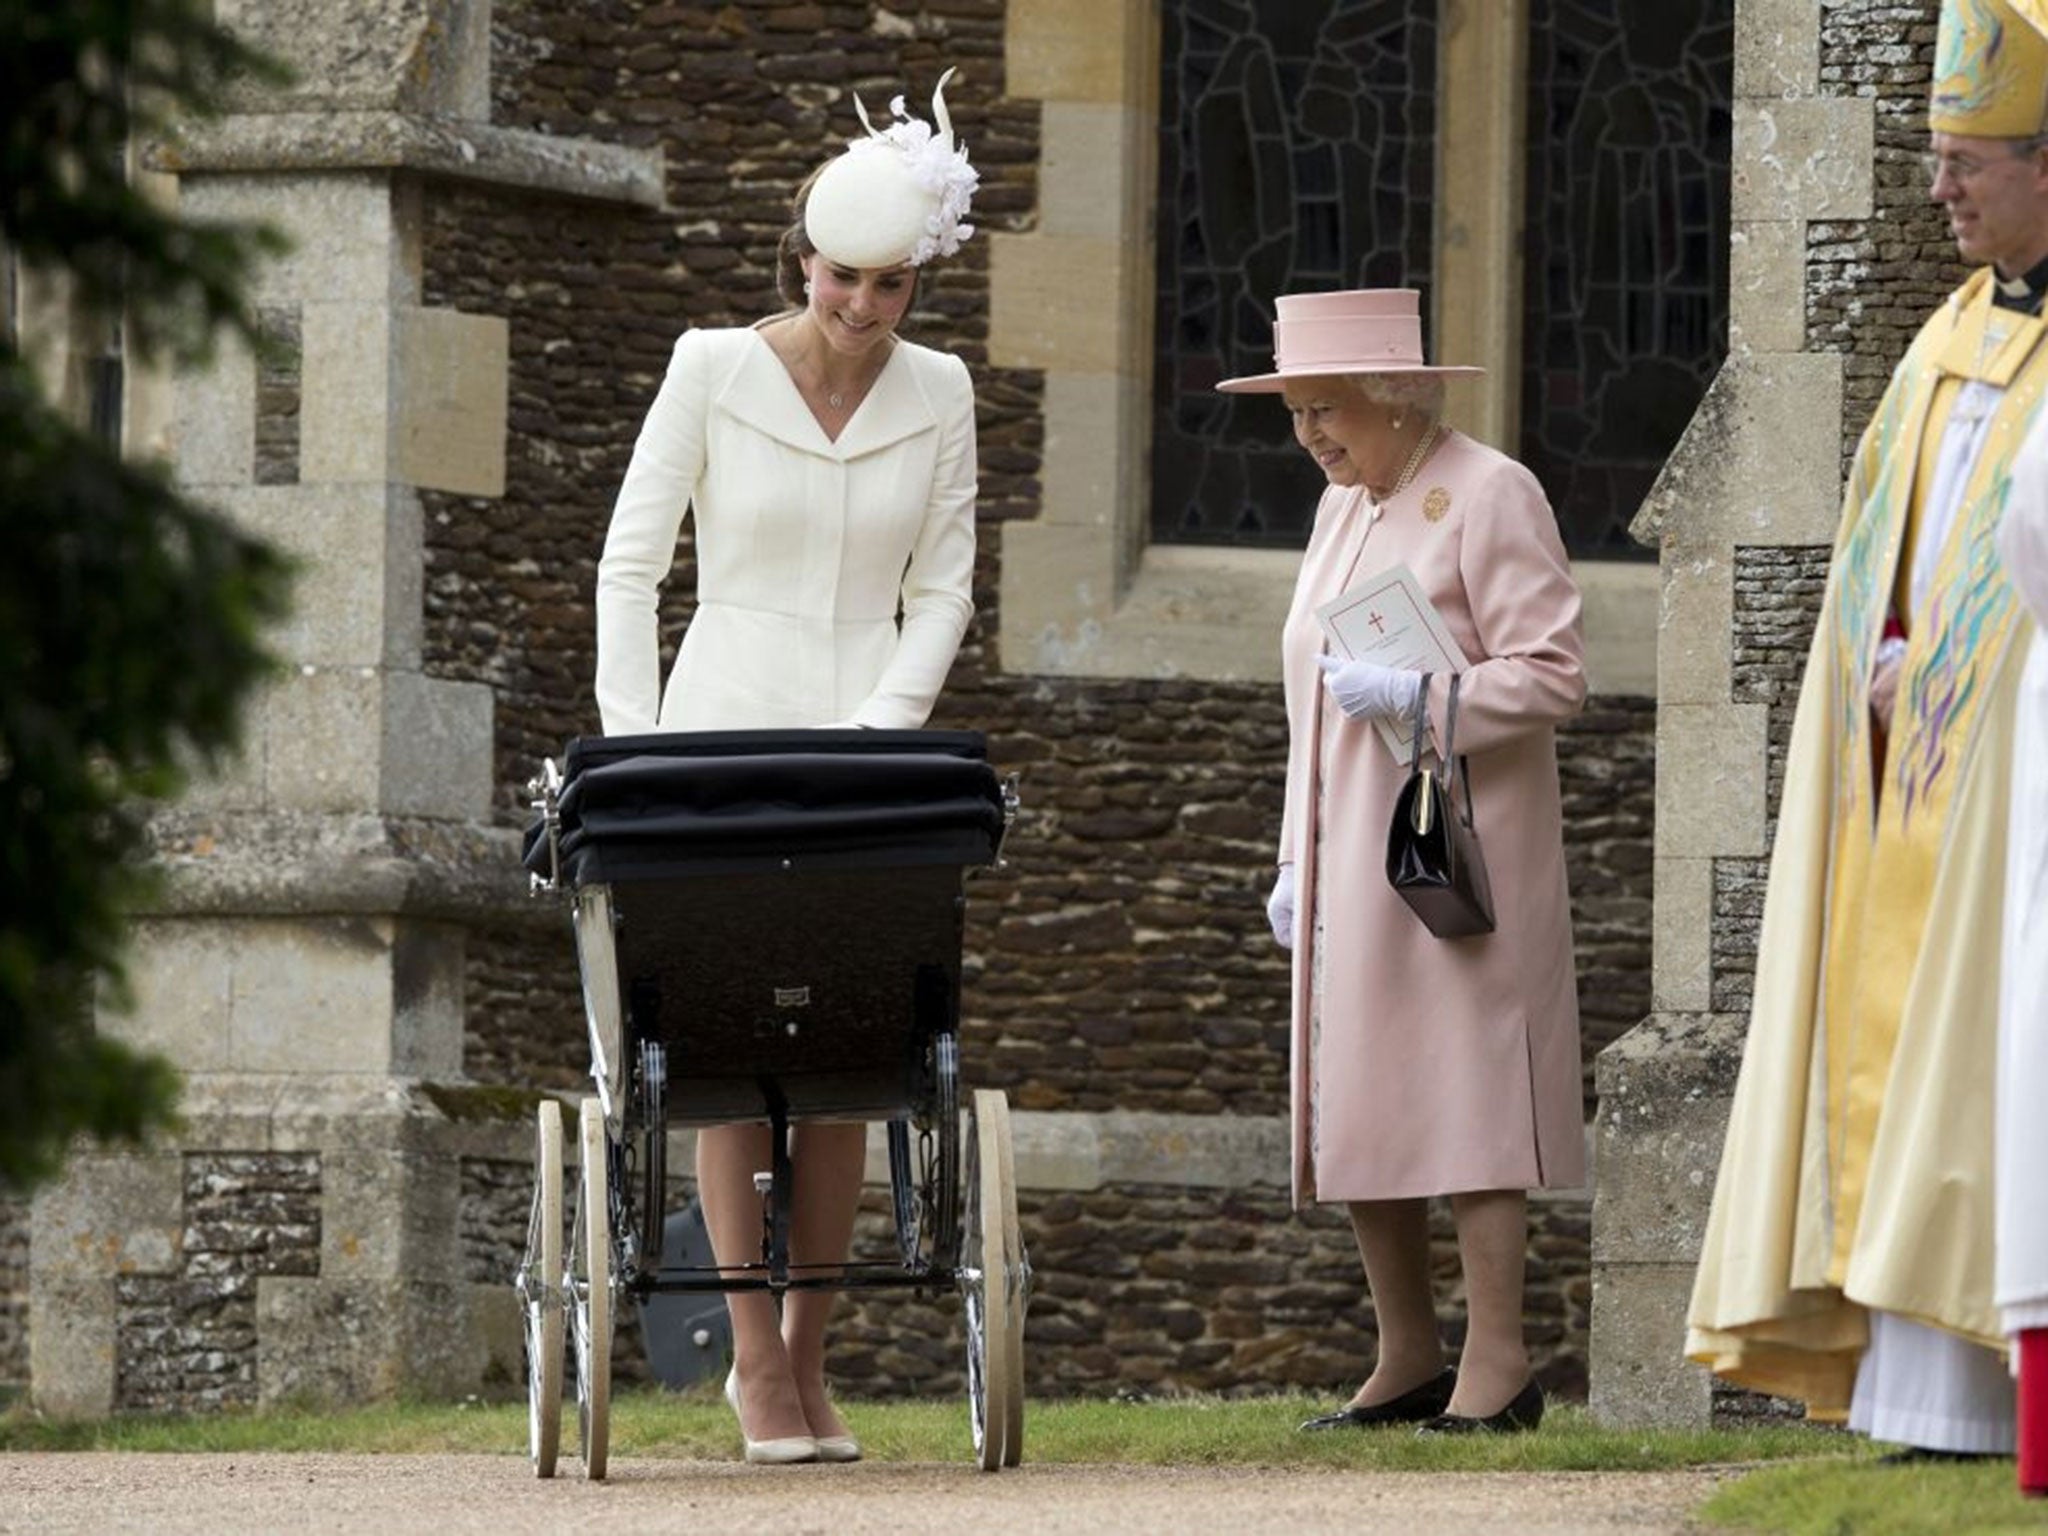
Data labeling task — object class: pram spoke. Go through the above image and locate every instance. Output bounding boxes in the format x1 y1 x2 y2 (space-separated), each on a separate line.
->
518 1099 565 1478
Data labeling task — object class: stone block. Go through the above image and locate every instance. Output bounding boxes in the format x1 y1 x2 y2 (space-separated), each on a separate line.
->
1592 1015 1745 1262
299 303 397 485
261 1076 448 1156
1000 532 1298 683
1010 1112 1103 1192
1094 1110 1290 1189
213 917 463 1076
1729 221 1808 357
1040 371 1135 530
998 519 1117 672
390 922 469 1079
110 919 236 1071
467 1281 524 1398
216 0 490 119
1578 562 1659 699
180 174 410 310
1040 103 1148 241
228 917 406 1072
1656 703 1770 860
1634 354 1844 554
30 1153 185 1278
861 1110 1294 1193
1652 857 1716 1014
256 1276 474 1404
321 1149 462 1280
28 1276 116 1417
394 307 509 497
990 233 1141 373
258 667 492 818
1006 0 1150 103
1589 1259 1715 1426
158 115 666 211
380 673 494 820
174 331 257 490
221 484 425 669
1733 0 1819 100
1655 548 1734 706
259 668 383 813
14 265 93 421
1732 99 1874 222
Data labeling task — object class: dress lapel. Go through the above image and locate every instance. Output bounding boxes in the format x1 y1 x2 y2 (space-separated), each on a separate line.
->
833 346 938 460
715 332 938 462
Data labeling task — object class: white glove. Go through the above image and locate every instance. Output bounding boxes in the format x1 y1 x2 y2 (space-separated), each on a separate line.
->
1266 864 1297 950
1315 654 1424 721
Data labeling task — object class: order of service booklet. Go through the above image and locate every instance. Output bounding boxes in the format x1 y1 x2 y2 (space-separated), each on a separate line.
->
1314 562 1472 763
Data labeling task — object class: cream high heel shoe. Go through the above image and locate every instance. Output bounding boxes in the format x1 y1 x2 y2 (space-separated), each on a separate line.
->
811 1428 862 1463
725 1369 818 1465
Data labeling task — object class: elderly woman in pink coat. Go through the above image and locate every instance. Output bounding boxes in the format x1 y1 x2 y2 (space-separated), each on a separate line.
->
1219 289 1587 1434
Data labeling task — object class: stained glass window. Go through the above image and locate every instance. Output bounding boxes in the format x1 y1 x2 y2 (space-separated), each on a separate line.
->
1521 0 1733 558
1152 0 1438 548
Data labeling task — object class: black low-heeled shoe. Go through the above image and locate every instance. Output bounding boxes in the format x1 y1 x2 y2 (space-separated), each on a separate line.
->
1300 1368 1457 1431
1874 1445 2007 1465
1415 1376 1544 1436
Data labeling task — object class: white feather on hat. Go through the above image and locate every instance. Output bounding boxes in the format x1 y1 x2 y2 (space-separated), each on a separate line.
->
805 69 979 269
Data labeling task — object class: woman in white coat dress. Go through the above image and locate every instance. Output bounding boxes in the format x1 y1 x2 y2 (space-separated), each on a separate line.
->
594 76 980 1465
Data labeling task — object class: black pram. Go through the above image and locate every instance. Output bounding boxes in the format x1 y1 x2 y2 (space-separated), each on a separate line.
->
514 729 1027 1479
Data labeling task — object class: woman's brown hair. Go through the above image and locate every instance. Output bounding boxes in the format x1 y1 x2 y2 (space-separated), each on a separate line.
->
774 165 826 309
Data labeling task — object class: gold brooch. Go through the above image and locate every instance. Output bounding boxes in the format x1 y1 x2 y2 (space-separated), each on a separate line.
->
1422 486 1451 522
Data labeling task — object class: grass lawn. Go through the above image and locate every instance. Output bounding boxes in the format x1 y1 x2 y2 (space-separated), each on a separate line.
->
0 1385 1841 1468
1698 1457 2048 1535
3 1389 2043 1532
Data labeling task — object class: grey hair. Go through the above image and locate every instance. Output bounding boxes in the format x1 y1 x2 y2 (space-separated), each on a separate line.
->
1348 372 1447 419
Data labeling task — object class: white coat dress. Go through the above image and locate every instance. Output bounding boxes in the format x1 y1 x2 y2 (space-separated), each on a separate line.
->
596 325 977 735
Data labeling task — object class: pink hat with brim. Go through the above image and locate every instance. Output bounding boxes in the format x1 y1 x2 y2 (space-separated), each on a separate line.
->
1214 288 1483 393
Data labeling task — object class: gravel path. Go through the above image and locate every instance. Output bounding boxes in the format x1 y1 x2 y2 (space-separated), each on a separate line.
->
0 1453 1737 1535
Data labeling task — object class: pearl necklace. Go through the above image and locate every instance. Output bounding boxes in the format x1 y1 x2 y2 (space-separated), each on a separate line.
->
1376 422 1443 503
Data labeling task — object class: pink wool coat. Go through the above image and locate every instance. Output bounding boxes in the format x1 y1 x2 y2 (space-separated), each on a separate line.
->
1278 429 1588 1205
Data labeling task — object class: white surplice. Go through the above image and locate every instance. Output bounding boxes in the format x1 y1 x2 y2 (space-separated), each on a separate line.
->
1845 377 2017 1453
1997 411 2048 1342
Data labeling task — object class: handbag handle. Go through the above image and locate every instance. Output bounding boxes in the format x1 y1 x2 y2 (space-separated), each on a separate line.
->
1408 672 1433 773
1405 671 1464 764
1407 672 1477 834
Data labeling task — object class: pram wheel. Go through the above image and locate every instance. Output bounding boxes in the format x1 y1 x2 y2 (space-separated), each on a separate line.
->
994 1091 1026 1466
962 1089 1025 1471
519 1099 564 1478
572 1096 613 1480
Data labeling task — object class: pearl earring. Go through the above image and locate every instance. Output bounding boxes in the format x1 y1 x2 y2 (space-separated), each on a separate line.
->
1390 413 1405 431
803 280 812 295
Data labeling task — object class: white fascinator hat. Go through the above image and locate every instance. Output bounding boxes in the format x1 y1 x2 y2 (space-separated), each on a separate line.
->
804 68 979 269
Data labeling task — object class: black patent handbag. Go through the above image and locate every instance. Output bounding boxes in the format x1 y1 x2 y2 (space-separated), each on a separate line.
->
1384 672 1496 939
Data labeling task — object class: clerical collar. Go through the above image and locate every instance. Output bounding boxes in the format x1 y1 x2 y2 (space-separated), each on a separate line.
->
1993 252 2048 313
